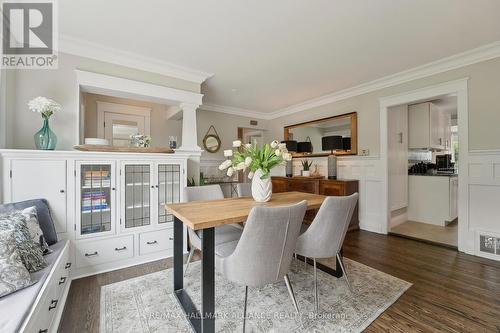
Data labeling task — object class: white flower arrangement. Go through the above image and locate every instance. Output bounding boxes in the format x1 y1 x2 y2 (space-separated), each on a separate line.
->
28 96 61 119
219 140 292 179
130 134 152 147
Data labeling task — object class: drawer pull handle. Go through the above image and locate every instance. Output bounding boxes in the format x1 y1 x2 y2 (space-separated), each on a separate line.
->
65 262 72 269
48 299 58 311
85 251 98 257
115 246 127 251
146 240 158 245
59 276 67 285
39 329 48 333
169 237 174 241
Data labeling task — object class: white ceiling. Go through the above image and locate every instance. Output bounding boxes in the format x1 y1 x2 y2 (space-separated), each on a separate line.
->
60 0 500 113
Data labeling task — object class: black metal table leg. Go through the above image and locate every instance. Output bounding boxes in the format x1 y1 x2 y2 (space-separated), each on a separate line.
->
173 216 184 291
296 248 344 278
173 217 216 333
201 227 215 333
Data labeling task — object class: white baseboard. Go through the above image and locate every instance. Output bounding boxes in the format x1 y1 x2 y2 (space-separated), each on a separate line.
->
390 210 408 228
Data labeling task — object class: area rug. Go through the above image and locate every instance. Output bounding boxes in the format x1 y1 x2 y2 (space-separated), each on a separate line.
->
100 258 411 332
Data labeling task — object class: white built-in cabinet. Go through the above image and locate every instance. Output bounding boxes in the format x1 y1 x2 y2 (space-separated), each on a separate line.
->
6 159 68 233
409 102 451 151
1 150 189 278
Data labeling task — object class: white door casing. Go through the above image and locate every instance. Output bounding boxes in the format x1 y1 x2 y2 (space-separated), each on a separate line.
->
379 78 471 254
96 101 151 145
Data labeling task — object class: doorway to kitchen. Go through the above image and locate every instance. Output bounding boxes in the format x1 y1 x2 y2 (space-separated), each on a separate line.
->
380 79 469 251
387 96 458 248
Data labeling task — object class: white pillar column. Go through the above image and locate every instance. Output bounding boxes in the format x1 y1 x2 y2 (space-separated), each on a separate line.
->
178 102 201 151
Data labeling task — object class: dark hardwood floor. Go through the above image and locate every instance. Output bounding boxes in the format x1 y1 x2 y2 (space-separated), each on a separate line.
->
58 231 500 333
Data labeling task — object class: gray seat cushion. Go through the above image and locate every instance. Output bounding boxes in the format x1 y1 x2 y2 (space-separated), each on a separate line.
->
190 224 242 250
0 240 67 333
215 240 238 258
0 199 57 245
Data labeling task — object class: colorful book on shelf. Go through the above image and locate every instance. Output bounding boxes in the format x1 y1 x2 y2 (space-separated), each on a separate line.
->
84 170 109 178
82 205 109 212
82 192 106 198
83 180 111 187
82 200 107 207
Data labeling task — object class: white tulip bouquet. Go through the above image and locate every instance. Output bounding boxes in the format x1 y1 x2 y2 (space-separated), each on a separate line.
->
219 140 292 179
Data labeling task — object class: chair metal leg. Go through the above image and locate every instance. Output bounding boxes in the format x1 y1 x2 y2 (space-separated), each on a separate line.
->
284 274 300 315
243 286 248 333
184 247 194 278
336 253 353 293
313 258 318 313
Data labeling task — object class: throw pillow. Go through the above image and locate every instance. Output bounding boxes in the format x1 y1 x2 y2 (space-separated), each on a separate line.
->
21 207 51 255
0 199 58 245
0 212 47 273
0 229 34 297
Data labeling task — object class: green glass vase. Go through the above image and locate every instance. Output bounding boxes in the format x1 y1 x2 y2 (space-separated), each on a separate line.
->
34 117 57 150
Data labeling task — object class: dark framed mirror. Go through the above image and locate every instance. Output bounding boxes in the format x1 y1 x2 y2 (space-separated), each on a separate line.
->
203 134 221 153
284 112 358 157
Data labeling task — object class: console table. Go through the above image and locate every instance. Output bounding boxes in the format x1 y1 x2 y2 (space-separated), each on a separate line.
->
271 176 359 230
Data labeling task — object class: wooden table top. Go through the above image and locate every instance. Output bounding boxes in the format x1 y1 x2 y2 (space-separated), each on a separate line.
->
166 191 326 230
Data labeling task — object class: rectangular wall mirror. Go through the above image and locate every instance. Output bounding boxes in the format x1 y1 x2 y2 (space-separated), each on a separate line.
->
284 112 357 157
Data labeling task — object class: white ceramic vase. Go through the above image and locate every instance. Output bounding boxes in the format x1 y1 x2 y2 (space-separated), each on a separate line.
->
302 170 310 177
251 169 272 202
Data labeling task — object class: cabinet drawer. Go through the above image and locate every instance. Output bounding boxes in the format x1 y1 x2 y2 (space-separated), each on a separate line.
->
75 235 134 268
24 282 57 333
288 179 318 194
319 182 345 196
139 228 173 255
54 245 71 297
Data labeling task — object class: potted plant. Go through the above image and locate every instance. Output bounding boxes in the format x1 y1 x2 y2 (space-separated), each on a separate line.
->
219 140 292 202
301 159 313 177
28 96 61 150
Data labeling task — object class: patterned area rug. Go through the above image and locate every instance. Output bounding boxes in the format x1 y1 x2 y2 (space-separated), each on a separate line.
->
101 258 411 332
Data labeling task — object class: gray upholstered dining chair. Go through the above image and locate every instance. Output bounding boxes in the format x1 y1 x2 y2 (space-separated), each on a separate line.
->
236 183 252 197
183 185 243 276
295 193 359 312
215 201 307 332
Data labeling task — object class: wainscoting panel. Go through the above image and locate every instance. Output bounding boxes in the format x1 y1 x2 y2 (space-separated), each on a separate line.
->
467 151 500 261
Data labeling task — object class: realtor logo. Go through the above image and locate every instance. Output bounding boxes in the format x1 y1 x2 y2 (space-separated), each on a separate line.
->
1 0 58 68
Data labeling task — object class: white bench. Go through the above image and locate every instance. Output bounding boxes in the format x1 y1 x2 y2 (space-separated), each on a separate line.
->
0 240 71 333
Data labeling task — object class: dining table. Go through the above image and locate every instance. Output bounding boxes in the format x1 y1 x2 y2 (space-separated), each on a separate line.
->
166 191 344 333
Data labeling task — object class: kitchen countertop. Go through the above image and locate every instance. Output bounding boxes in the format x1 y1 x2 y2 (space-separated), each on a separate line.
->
409 173 458 177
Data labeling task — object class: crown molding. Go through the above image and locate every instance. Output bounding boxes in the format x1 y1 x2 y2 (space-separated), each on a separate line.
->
60 34 214 84
268 41 500 119
200 41 500 120
199 103 270 119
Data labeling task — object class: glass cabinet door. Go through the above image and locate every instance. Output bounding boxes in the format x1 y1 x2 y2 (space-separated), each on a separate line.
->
157 164 181 224
80 164 113 236
123 164 152 229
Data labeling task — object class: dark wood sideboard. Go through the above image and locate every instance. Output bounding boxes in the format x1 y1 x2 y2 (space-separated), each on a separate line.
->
271 176 359 230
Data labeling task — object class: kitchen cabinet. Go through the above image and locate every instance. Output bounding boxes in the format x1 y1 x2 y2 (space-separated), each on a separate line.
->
388 105 408 211
408 175 458 226
409 102 450 151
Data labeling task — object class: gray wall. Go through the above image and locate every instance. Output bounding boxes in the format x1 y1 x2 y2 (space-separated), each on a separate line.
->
267 57 500 154
196 110 268 160
3 52 199 150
